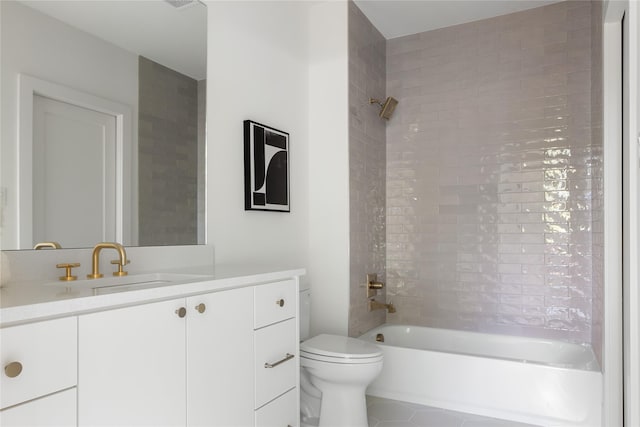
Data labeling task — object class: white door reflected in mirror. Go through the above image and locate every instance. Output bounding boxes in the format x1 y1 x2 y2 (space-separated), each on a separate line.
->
32 95 118 248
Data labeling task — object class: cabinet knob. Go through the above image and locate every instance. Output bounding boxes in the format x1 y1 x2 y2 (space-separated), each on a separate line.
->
175 307 187 318
4 361 23 378
195 303 206 314
276 299 285 307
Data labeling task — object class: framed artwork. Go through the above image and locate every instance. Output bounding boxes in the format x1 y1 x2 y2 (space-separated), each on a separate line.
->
243 120 290 212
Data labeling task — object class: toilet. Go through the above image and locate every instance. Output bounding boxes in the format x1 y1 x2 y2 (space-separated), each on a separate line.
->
299 287 383 427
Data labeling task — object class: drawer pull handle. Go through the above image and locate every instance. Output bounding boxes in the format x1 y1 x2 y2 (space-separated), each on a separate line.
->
195 303 206 314
264 353 294 369
4 361 23 378
276 299 285 307
175 307 187 318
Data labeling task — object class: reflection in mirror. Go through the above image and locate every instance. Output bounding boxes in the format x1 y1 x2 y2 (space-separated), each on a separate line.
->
0 0 207 250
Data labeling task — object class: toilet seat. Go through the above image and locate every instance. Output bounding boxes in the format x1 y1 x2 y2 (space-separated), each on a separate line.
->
301 334 383 364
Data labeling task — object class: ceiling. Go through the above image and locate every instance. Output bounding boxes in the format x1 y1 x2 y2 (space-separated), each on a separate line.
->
19 0 207 80
19 0 564 79
353 0 564 39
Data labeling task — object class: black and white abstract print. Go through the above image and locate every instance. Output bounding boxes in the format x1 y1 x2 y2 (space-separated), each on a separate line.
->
244 120 290 212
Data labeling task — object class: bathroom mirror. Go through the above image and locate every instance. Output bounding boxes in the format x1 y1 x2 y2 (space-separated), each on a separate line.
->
0 0 207 250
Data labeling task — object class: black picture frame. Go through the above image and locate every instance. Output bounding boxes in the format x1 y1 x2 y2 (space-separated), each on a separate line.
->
243 120 290 212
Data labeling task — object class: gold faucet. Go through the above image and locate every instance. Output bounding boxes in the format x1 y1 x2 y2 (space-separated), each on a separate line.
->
369 299 396 313
87 242 128 279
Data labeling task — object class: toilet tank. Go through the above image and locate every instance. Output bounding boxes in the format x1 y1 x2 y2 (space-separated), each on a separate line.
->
299 286 311 341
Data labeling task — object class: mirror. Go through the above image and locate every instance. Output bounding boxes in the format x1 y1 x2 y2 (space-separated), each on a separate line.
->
0 0 207 250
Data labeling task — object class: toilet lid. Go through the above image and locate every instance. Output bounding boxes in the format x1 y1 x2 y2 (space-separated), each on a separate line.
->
300 334 382 359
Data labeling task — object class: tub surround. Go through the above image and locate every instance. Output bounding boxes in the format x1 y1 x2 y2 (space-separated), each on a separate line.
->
588 0 604 367
385 1 601 345
348 0 387 337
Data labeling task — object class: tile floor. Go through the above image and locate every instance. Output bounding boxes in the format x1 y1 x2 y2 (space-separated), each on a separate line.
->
366 396 540 427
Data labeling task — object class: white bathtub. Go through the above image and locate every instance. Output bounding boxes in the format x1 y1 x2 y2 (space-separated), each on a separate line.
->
360 324 602 427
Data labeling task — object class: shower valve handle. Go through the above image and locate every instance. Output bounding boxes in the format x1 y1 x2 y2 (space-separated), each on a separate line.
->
367 273 385 298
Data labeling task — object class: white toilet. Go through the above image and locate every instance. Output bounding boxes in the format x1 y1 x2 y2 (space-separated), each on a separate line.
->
299 288 383 427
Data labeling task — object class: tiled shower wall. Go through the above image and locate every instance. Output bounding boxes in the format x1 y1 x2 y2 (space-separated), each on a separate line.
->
138 56 199 246
348 1 387 337
385 1 600 344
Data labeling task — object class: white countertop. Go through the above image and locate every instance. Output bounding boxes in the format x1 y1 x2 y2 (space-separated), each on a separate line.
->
0 264 305 327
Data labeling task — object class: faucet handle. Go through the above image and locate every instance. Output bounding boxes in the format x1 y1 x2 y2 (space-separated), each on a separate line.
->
110 259 130 277
56 263 80 281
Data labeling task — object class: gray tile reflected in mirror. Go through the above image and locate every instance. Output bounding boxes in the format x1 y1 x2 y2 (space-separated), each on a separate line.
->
138 57 206 246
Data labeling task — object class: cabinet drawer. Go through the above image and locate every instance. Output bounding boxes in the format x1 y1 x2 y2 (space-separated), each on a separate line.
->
255 388 298 427
254 280 296 329
0 387 76 427
255 318 297 409
1 317 77 409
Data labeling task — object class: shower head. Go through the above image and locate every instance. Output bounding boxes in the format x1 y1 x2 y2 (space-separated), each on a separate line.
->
370 96 398 120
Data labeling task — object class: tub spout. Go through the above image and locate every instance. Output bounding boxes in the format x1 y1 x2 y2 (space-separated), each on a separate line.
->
369 299 396 313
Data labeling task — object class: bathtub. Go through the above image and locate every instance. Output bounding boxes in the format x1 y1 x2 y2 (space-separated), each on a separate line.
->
359 324 602 427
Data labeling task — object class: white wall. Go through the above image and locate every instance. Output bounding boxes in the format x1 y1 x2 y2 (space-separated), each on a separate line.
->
0 1 138 250
308 1 350 336
206 1 310 266
206 1 350 336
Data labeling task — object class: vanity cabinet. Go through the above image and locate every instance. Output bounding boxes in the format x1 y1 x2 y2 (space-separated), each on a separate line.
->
0 273 300 427
78 288 254 426
77 280 297 426
0 317 77 427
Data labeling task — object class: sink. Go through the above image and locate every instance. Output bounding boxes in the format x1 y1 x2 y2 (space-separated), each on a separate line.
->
46 273 210 295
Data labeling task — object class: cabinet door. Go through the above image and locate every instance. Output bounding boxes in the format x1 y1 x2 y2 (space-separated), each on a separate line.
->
0 317 76 409
255 388 298 427
78 299 187 426
255 318 297 409
254 279 296 328
186 287 254 427
0 388 76 427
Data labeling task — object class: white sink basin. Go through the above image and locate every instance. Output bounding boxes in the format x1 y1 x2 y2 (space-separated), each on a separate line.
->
46 273 210 295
